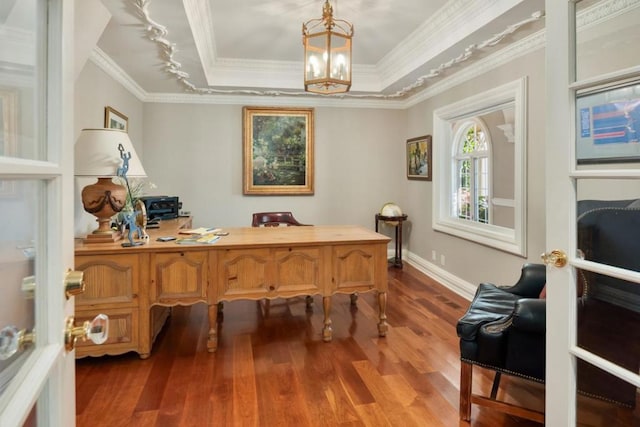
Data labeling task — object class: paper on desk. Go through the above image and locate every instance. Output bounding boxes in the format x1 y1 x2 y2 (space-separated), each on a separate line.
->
175 234 221 245
179 227 222 235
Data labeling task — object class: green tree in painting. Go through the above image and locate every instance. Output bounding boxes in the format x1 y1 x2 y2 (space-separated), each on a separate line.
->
252 115 307 185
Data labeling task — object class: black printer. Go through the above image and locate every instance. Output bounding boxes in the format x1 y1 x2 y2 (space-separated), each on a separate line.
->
139 196 181 220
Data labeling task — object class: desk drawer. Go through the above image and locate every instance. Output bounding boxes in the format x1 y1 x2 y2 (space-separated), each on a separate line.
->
74 307 139 358
75 254 141 307
217 247 323 299
150 250 208 303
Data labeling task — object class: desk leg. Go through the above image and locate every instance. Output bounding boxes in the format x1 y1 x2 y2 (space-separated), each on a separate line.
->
377 291 388 337
322 296 332 342
207 303 219 352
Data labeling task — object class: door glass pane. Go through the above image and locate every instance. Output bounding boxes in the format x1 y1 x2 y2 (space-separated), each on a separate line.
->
0 0 46 161
576 0 640 82
575 178 640 424
0 179 39 399
576 81 640 166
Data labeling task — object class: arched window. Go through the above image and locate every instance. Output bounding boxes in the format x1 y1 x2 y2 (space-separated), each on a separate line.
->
453 120 491 224
433 77 527 256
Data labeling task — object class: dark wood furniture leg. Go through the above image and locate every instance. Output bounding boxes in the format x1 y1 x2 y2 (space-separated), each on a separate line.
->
322 296 332 342
460 361 473 421
207 303 218 352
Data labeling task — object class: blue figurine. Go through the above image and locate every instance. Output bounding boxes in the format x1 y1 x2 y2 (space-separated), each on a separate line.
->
121 208 147 247
117 143 148 247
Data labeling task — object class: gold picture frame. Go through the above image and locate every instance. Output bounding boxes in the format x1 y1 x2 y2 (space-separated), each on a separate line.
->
104 106 128 132
243 106 314 195
406 135 432 181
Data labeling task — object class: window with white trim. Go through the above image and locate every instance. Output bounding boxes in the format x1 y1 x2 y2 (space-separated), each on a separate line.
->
433 77 527 256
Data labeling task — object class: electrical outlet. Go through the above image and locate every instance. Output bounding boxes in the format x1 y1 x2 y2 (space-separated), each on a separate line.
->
440 254 446 266
431 250 437 261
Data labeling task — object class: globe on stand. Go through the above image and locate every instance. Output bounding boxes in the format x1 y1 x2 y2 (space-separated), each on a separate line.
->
380 202 403 226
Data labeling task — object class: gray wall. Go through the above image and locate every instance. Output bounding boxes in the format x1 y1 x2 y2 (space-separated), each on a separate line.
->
74 47 549 295
405 48 547 287
141 103 407 229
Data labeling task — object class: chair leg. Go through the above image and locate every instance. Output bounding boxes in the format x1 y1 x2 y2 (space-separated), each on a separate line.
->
460 361 473 421
350 292 358 306
490 372 501 399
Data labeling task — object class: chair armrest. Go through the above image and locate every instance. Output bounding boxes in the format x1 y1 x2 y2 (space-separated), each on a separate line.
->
511 298 546 333
502 263 546 298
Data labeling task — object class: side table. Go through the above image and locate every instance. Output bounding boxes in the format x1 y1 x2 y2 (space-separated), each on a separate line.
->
375 213 408 268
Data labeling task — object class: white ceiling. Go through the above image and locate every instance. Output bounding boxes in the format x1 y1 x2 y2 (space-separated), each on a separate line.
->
95 0 546 99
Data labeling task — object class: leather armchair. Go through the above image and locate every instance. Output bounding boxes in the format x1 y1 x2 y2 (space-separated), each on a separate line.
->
457 200 640 422
457 263 547 423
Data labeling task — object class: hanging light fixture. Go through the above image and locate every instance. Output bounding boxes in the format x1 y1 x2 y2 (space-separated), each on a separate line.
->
302 0 353 94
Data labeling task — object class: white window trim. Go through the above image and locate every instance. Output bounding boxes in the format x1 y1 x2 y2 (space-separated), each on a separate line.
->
433 77 528 256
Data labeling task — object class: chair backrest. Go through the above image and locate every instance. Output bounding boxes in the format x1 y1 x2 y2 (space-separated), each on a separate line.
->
251 211 310 227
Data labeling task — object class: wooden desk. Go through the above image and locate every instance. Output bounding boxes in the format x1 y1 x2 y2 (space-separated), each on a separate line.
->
74 219 391 358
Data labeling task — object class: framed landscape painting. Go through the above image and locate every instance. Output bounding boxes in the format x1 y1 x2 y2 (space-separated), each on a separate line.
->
243 106 314 195
406 135 432 180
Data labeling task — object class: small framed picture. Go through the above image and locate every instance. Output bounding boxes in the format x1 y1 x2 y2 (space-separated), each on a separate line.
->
406 135 432 180
104 106 128 132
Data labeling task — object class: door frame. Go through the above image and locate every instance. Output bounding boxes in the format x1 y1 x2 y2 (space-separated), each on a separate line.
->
0 1 76 425
545 0 640 424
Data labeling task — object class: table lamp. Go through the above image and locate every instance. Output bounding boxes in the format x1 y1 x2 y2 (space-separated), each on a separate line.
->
75 129 147 243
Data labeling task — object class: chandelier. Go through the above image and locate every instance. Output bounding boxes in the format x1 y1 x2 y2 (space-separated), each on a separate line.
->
302 0 353 94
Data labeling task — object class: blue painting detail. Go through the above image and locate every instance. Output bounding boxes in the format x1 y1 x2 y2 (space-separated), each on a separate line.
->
580 108 591 138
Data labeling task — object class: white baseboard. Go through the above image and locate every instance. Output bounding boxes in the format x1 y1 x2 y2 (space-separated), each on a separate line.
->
594 285 640 313
402 250 476 301
396 250 640 312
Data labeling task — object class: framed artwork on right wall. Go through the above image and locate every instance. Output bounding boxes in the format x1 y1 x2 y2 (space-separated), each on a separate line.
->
406 135 432 180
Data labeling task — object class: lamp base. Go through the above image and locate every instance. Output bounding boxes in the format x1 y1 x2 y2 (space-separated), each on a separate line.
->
81 177 127 244
83 230 122 244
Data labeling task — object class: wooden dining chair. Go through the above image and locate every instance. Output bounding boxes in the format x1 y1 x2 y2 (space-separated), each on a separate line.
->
251 211 310 227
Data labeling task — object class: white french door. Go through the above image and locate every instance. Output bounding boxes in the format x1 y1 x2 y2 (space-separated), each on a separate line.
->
546 0 640 425
0 1 75 426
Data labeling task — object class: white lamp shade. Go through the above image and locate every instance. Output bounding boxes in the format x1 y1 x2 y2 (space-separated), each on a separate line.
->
74 128 147 177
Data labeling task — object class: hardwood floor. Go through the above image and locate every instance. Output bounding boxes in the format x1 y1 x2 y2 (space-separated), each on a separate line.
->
75 264 626 426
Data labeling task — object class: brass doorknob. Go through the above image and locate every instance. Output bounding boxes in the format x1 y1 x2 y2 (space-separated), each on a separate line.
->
21 275 35 299
64 314 109 352
540 249 568 268
64 270 85 299
0 326 35 360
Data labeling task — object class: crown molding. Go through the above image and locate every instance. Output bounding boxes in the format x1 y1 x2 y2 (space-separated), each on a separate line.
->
377 0 523 88
143 91 406 109
92 0 635 108
578 0 640 29
0 25 34 66
182 0 217 83
404 25 545 107
0 25 33 45
89 47 147 101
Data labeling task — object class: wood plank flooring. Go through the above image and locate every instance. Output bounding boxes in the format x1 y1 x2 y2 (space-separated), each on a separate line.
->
74 264 631 426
